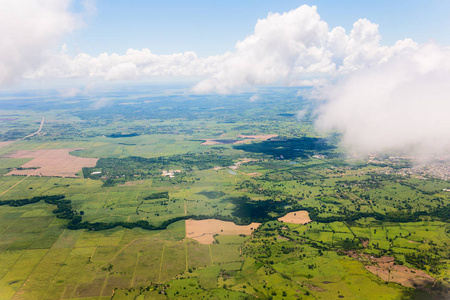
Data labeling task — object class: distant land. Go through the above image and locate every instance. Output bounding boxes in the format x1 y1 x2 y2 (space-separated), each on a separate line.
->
0 87 447 299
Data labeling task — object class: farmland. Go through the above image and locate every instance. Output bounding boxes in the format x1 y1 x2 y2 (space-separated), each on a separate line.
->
0 86 448 299
6 149 98 177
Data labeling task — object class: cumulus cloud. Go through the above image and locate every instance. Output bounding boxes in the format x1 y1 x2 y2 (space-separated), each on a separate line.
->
58 87 82 98
27 48 229 81
26 4 418 93
193 5 417 93
82 0 97 16
57 80 97 98
296 109 307 122
91 97 111 109
249 94 260 103
0 0 81 86
315 43 450 157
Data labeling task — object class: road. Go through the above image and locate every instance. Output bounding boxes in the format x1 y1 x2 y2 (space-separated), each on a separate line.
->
18 116 45 141
0 116 45 151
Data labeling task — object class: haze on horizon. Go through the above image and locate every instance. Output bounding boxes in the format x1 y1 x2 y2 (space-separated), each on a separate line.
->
1 0 450 157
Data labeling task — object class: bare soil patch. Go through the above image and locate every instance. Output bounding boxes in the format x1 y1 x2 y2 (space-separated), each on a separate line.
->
360 239 369 248
5 148 98 178
372 256 395 264
305 283 326 292
185 219 261 244
278 211 311 224
201 134 278 146
201 139 242 146
244 172 262 177
365 264 434 289
237 134 278 140
201 139 228 146
344 251 434 289
0 141 14 148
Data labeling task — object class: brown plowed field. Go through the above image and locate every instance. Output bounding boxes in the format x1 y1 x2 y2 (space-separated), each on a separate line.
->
237 134 278 140
365 264 434 289
186 219 261 244
201 134 278 146
6 148 98 178
344 251 435 289
0 141 14 148
278 210 311 224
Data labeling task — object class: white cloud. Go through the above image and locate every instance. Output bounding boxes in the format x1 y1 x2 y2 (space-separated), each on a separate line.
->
296 109 307 122
82 0 97 16
193 5 417 93
25 4 418 93
315 43 450 157
249 94 260 103
58 87 82 98
57 80 96 98
91 97 111 109
28 48 229 81
0 0 81 86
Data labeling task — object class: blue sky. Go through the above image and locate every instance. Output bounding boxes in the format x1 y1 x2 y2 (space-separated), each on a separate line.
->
67 0 450 57
2 0 450 90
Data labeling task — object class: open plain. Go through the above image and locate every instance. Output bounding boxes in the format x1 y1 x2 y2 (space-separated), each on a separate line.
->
278 210 311 224
6 149 98 177
185 219 261 244
0 87 446 300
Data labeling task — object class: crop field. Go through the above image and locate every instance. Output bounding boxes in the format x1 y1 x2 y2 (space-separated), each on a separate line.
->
186 219 260 244
278 210 311 224
0 87 447 299
6 149 98 177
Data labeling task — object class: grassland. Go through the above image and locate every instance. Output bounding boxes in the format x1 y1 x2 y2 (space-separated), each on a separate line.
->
0 86 447 299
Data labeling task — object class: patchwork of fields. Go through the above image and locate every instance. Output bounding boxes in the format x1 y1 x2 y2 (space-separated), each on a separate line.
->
0 88 448 299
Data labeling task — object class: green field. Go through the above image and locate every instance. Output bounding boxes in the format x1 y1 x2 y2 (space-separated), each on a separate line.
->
0 87 448 299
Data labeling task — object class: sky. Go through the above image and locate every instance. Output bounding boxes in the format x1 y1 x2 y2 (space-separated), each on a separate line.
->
66 0 450 57
2 0 450 88
1 0 450 157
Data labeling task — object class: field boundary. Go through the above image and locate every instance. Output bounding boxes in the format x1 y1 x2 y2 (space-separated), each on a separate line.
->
0 175 29 197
